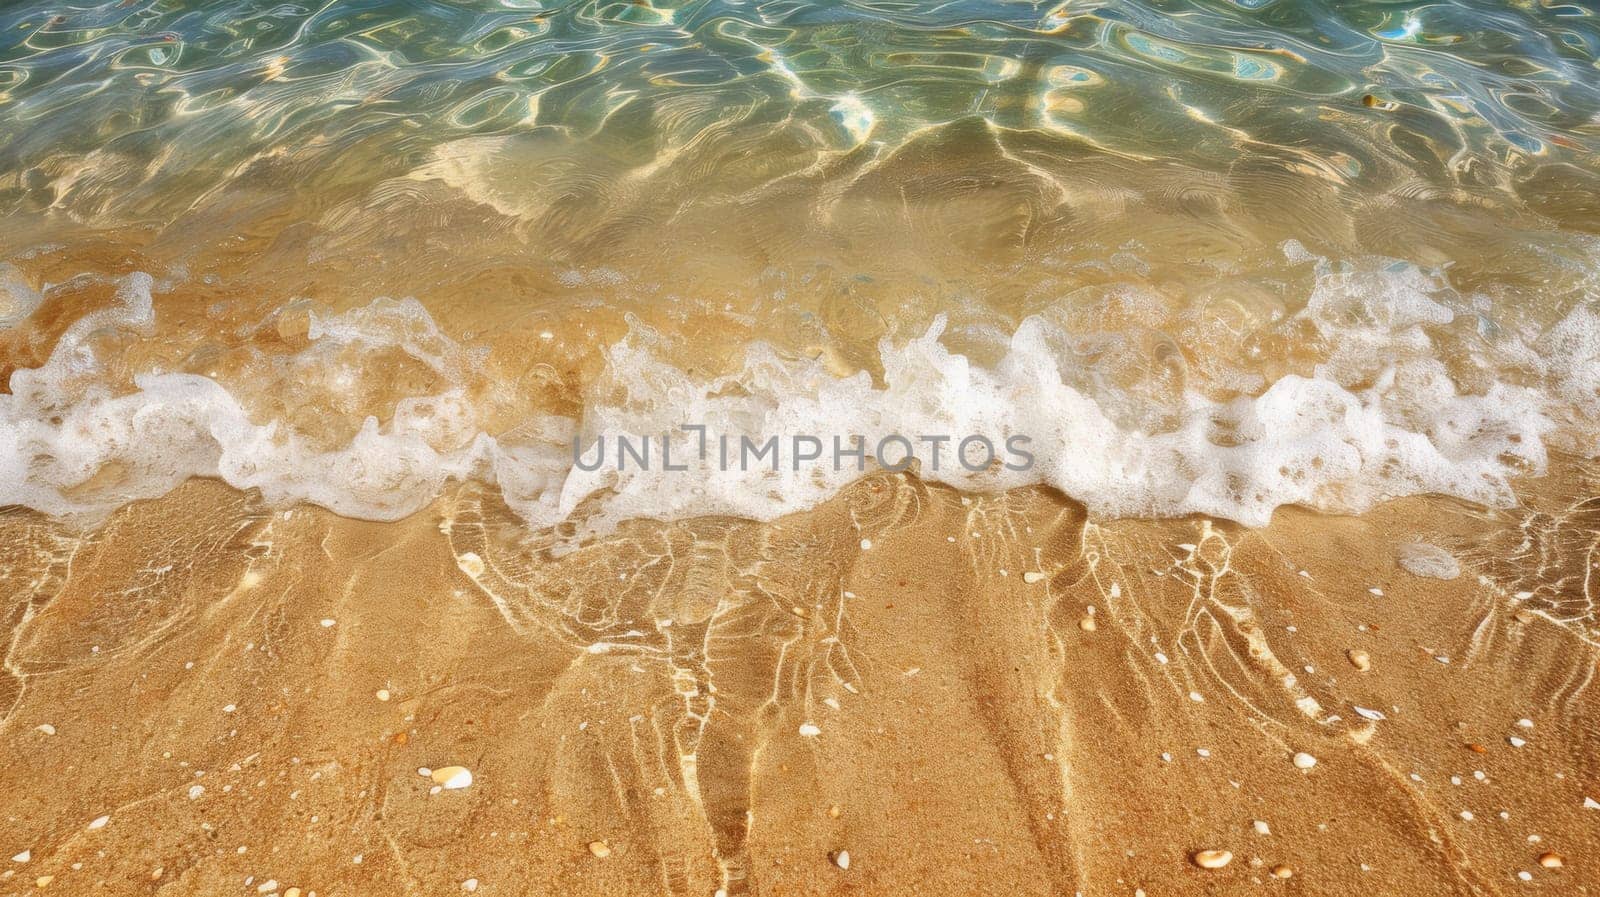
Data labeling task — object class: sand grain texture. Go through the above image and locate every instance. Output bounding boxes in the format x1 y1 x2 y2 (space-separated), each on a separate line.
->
2 473 1598 895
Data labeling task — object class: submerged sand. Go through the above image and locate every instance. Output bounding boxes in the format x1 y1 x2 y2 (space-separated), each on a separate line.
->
2 469 1597 896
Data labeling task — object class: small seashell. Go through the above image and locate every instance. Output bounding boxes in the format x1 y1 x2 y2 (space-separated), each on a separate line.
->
830 849 851 870
87 814 110 830
462 879 479 892
1538 851 1563 869
1292 752 1317 770
1354 706 1386 721
1508 736 1526 748
1252 820 1270 836
36 724 55 736
1467 743 1487 754
798 722 821 737
376 689 391 702
1347 649 1371 671
1191 849 1232 869
12 850 30 863
430 766 473 790
1271 864 1293 879
284 889 302 897
1023 571 1046 584
1079 617 1096 632
588 841 611 858
35 876 53 888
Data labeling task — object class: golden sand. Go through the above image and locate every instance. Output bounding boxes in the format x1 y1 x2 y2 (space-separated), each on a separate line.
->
2 468 1596 896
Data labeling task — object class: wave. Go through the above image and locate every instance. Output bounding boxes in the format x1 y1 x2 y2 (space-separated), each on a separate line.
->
1 247 1595 538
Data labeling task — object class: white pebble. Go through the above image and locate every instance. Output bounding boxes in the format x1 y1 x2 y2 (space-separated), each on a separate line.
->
320 619 336 628
1192 849 1233 869
463 879 479 892
188 785 205 800
1023 571 1046 584
87 815 110 830
798 722 822 737
1292 752 1317 770
12 850 30 863
830 849 850 870
35 724 55 736
859 539 872 550
1253 820 1270 836
430 766 474 790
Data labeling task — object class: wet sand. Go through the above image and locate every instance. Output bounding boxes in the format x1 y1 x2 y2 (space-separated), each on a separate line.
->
2 471 1597 896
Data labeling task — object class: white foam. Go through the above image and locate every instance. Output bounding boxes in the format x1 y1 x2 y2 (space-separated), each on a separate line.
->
0 264 43 329
0 258 1589 538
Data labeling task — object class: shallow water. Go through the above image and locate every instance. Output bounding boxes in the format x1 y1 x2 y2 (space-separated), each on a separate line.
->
1 0 1599 533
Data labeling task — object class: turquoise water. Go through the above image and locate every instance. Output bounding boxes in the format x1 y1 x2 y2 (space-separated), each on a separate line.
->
1 1 1597 225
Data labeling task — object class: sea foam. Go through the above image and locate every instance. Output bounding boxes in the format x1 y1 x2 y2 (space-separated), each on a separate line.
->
0 252 1590 537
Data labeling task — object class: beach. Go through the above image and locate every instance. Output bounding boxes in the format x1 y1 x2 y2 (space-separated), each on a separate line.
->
3 0 1600 893
2 472 1598 895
